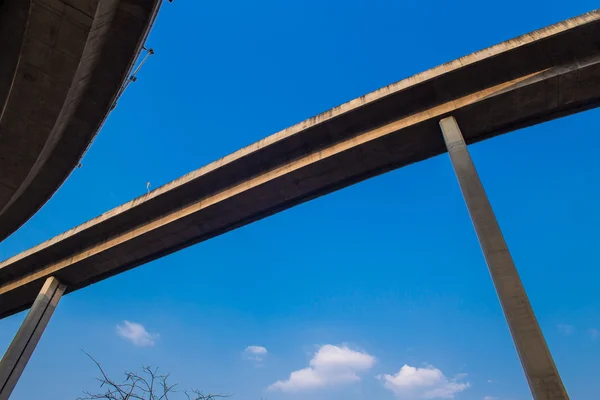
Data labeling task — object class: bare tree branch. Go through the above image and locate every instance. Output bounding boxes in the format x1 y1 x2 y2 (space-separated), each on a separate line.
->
78 351 228 400
182 389 231 400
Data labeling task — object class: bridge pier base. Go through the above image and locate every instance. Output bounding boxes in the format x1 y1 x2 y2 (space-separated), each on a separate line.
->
439 116 569 400
0 277 65 400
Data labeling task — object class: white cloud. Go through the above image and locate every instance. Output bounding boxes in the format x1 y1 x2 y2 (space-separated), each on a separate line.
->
483 396 497 400
245 345 268 355
379 364 470 399
116 321 159 347
244 345 268 363
589 328 599 340
557 324 575 336
268 345 375 392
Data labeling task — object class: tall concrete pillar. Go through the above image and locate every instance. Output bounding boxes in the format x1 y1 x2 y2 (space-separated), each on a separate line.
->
439 116 568 400
0 276 65 400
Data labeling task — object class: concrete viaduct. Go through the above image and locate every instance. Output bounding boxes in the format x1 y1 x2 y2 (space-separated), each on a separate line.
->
2 8 600 400
0 0 162 242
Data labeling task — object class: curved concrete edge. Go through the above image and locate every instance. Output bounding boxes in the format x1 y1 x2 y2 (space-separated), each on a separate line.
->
0 0 30 118
0 0 163 242
0 0 32 209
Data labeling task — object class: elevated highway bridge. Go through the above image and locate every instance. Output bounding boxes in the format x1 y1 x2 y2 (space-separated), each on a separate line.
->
1 9 599 400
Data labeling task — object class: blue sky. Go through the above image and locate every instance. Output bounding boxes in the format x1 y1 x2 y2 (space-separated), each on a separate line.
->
1 1 599 399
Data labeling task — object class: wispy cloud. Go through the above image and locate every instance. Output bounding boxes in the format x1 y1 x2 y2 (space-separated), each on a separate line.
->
378 364 470 399
244 345 268 365
589 328 599 340
268 345 375 392
557 324 575 336
116 321 159 347
483 396 497 400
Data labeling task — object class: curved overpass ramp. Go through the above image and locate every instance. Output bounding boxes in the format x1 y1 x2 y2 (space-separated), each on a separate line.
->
0 0 162 242
1 10 600 319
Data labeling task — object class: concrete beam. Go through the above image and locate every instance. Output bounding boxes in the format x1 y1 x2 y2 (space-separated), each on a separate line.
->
439 116 568 400
0 277 65 400
0 10 599 320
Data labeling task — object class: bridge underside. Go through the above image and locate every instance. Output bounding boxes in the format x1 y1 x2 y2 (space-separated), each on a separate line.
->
0 0 161 242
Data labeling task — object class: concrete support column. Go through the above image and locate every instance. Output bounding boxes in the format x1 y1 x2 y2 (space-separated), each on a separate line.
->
439 116 568 400
0 276 65 400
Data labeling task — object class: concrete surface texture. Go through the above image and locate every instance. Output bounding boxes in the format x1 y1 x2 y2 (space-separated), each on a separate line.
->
0 0 162 242
0 9 599 320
